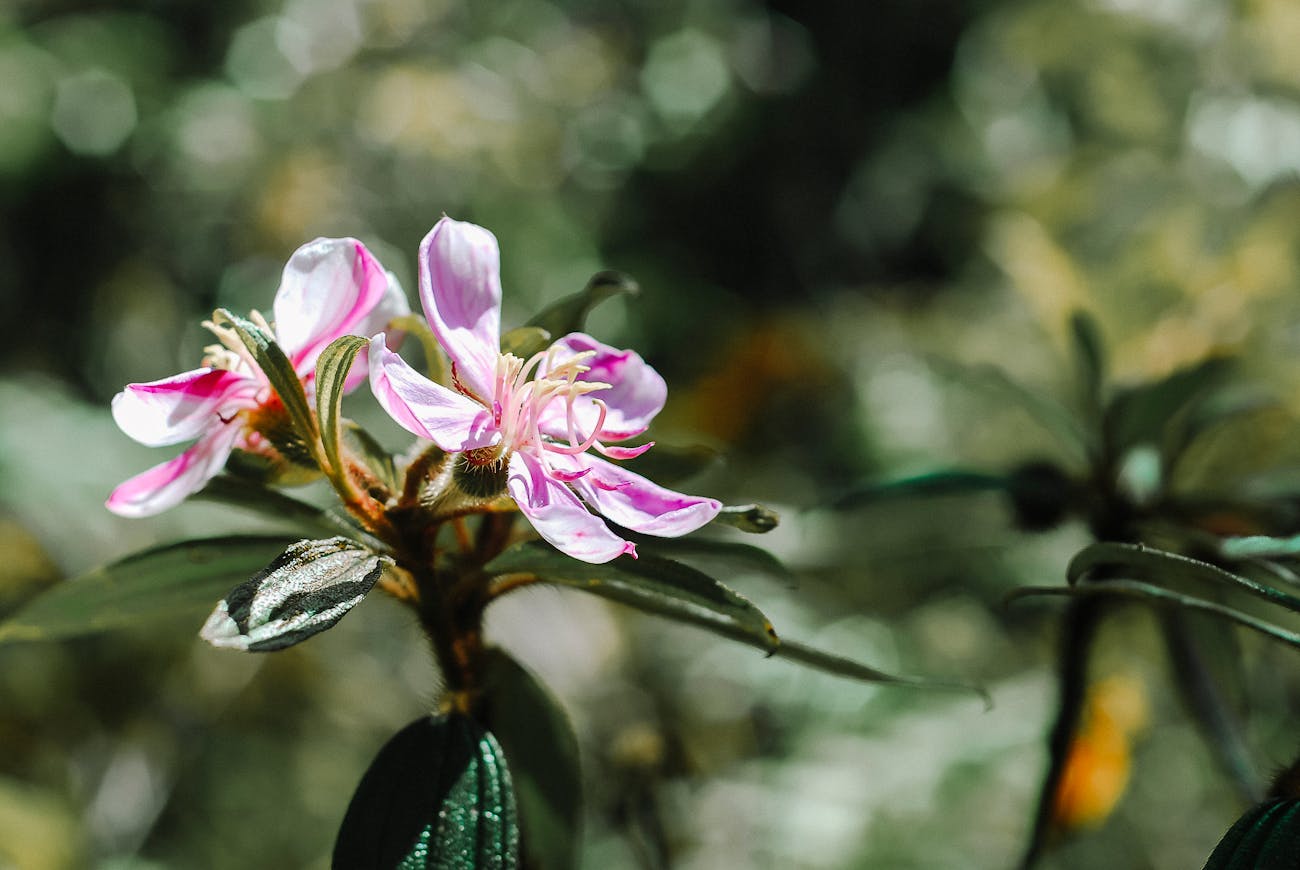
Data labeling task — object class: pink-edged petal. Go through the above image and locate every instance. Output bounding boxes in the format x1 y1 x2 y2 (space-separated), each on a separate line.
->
106 422 242 518
507 451 636 564
273 238 391 374
560 454 720 537
538 333 667 443
419 217 502 401
343 270 412 393
111 367 255 447
367 334 498 451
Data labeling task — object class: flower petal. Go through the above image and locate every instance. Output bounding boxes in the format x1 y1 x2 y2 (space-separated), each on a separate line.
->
507 452 636 564
538 333 666 443
419 217 502 401
560 454 720 537
111 367 254 447
367 334 498 451
273 238 391 374
344 269 412 393
106 422 242 518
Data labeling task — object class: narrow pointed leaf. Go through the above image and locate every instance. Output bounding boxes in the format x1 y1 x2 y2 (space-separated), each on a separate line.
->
1008 581 1300 650
481 649 581 870
333 714 519 869
0 535 298 644
711 503 780 533
388 313 449 385
832 470 1011 510
1069 310 1105 417
1068 542 1300 612
500 326 552 360
526 270 639 338
214 309 320 455
343 421 399 493
201 537 391 652
486 540 779 652
628 535 797 587
315 334 369 485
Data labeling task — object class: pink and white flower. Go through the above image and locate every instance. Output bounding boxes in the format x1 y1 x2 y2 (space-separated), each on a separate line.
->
107 238 408 518
368 216 720 564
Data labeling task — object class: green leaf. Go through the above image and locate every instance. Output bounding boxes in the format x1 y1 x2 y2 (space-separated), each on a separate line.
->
767 637 990 702
526 270 639 338
1105 355 1234 454
500 326 552 360
1203 799 1300 870
333 714 519 870
1007 581 1300 651
832 470 1011 510
343 421 399 493
389 313 448 386
214 309 320 457
486 540 780 653
315 334 369 487
928 356 1090 460
481 649 581 870
0 535 298 644
193 474 368 541
200 537 391 652
1067 542 1300 613
711 503 780 533
1069 310 1106 417
628 535 797 587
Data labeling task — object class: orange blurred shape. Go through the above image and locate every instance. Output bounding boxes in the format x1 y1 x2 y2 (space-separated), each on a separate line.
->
1051 674 1149 832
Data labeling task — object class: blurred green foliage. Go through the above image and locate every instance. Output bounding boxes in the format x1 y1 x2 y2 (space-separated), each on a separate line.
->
7 0 1300 867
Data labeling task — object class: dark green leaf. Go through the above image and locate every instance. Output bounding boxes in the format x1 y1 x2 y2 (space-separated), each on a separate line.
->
343 421 399 493
214 309 320 457
711 503 780 534
1105 355 1234 454
1007 581 1300 651
486 540 779 653
388 313 448 385
0 535 298 644
315 334 369 488
201 537 391 652
193 474 367 541
500 326 552 359
1203 799 1300 870
628 535 797 587
481 649 581 870
1069 310 1105 417
832 470 1011 510
1067 542 1300 613
526 270 639 338
333 714 519 870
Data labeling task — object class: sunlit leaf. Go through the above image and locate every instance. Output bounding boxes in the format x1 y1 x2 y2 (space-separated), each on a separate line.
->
214 309 320 458
333 714 519 869
0 535 298 644
200 537 391 652
314 334 368 488
388 313 448 386
526 270 639 339
500 326 552 359
481 649 581 870
711 503 780 533
486 540 779 652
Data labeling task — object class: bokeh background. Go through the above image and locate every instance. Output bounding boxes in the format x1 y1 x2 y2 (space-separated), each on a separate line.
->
6 0 1300 867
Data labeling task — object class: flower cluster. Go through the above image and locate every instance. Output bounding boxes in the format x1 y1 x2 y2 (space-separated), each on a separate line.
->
108 217 720 563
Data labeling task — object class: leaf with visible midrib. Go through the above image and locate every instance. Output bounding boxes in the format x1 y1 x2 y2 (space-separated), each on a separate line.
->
333 714 519 870
0 535 298 644
486 540 779 653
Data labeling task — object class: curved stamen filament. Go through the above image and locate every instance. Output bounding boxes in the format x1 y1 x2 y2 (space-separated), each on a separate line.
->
545 399 608 455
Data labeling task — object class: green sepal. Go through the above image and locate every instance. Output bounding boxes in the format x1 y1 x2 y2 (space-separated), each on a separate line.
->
481 649 581 870
487 540 779 653
0 535 298 644
333 714 519 870
314 334 369 489
526 270 639 339
214 308 321 460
